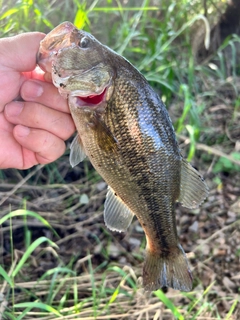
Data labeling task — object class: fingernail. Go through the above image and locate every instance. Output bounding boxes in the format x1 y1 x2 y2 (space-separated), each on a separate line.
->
16 125 30 137
5 102 24 116
23 80 44 98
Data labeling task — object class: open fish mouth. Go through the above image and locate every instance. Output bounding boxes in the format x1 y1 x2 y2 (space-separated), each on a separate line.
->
76 87 107 107
74 87 108 107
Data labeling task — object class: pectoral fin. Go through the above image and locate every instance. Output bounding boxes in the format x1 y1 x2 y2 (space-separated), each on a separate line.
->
69 134 86 167
91 114 119 155
104 187 134 232
178 159 208 209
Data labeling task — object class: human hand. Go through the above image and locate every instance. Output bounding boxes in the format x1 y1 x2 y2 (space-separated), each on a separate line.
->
0 32 75 169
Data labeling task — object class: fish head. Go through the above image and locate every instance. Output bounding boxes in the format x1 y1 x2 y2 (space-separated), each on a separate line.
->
37 21 114 106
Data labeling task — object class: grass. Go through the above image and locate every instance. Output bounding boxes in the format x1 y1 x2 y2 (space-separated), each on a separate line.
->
1 0 240 319
2 222 239 320
1 196 240 317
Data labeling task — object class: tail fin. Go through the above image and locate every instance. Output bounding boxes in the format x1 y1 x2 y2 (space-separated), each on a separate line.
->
142 244 192 292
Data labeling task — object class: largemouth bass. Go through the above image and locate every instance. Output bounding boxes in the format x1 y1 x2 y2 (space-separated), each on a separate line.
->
37 22 208 292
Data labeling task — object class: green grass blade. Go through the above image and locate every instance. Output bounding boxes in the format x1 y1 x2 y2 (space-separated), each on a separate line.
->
14 302 61 316
117 0 148 55
154 290 184 320
108 286 120 304
92 6 158 11
187 282 215 313
2 312 15 320
73 0 90 29
39 267 76 280
88 255 97 317
0 265 14 287
0 209 59 238
0 7 23 19
225 298 239 319
139 14 210 71
12 237 58 278
108 266 136 289
186 125 196 161
176 84 192 133
16 306 32 320
146 74 175 93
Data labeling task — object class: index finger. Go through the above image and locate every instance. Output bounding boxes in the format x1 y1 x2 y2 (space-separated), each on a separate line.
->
22 66 45 82
20 79 70 113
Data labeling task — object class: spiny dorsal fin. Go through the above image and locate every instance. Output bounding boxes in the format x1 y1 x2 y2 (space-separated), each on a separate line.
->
178 159 208 209
69 134 86 167
104 187 134 232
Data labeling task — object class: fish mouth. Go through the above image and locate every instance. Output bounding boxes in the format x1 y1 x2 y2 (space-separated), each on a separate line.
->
73 87 108 107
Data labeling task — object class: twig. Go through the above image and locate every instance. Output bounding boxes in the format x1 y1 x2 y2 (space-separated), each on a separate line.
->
178 135 240 166
193 219 240 252
0 164 44 206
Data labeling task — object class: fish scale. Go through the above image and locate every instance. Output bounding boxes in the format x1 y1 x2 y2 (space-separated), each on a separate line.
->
37 21 208 292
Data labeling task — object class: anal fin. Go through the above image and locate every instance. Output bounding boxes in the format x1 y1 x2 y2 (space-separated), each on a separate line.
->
69 134 86 167
104 187 134 232
178 159 208 209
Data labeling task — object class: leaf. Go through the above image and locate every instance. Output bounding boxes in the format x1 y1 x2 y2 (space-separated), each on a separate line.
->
80 193 89 204
213 153 240 173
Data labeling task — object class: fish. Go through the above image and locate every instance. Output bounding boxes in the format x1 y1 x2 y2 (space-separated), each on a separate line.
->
37 21 208 292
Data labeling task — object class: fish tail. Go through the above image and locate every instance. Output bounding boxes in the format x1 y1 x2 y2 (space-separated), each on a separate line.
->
142 244 193 292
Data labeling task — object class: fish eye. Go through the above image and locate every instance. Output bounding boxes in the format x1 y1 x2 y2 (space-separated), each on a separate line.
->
79 37 89 48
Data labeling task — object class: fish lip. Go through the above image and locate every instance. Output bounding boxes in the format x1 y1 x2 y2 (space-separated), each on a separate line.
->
37 50 56 73
37 21 77 69
37 43 81 75
54 73 109 98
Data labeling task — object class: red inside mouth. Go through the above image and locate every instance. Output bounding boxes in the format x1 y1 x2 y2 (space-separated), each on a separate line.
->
78 88 106 105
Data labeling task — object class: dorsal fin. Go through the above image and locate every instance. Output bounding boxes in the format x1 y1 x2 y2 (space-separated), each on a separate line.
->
178 159 208 209
104 187 134 232
69 134 86 167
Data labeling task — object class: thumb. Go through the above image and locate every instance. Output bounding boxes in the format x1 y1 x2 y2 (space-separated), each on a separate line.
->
0 32 45 72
